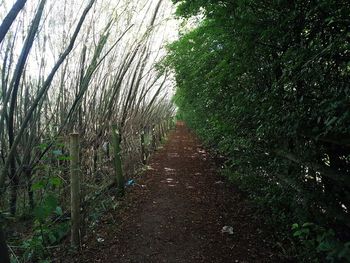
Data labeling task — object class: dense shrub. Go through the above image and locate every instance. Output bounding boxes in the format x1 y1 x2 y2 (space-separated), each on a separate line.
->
165 0 350 261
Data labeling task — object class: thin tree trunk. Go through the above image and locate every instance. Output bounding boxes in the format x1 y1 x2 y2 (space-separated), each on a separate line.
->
0 0 96 191
0 0 28 44
7 0 46 215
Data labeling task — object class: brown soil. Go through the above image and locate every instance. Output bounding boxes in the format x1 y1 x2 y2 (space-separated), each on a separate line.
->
61 122 281 262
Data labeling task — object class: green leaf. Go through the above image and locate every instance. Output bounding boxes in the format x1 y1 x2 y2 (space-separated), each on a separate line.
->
50 176 63 187
317 240 334 252
325 116 337 127
34 206 47 221
292 223 299 230
302 222 314 228
57 155 71 161
38 143 48 150
10 255 18 263
45 195 58 211
293 230 303 237
48 233 57 243
34 195 58 221
32 181 45 191
55 206 63 216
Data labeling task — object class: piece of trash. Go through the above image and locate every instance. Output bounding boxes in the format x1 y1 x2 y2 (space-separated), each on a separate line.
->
221 226 234 235
134 183 146 188
125 179 135 186
97 237 104 243
52 149 63 156
215 180 224 184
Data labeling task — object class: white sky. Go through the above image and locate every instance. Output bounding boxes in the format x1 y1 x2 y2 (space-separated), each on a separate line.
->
0 2 185 137
0 0 179 88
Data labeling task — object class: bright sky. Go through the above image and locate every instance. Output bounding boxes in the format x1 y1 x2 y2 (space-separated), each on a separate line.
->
0 0 180 104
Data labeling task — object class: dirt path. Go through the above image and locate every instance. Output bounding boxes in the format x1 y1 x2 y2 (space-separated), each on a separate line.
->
66 122 279 262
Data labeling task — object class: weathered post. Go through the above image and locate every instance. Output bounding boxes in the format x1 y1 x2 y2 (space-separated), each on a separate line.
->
161 122 165 138
169 118 172 130
140 130 146 165
95 145 103 184
70 133 80 248
152 125 157 150
93 146 98 183
158 123 162 142
112 125 124 196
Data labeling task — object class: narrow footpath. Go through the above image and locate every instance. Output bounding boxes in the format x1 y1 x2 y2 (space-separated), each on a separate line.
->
65 122 279 262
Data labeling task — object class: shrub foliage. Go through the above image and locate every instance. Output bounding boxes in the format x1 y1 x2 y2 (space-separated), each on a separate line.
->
165 0 350 261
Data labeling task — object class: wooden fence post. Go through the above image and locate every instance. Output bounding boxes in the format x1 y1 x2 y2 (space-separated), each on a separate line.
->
140 130 146 165
158 123 162 142
152 125 157 150
112 125 124 196
93 146 98 183
96 146 103 183
70 133 80 248
161 122 165 138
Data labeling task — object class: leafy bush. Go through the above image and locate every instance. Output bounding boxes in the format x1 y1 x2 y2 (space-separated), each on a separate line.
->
165 0 350 261
19 176 68 262
292 223 350 262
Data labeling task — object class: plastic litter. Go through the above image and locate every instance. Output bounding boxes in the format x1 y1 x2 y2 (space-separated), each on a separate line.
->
52 149 62 156
221 226 234 235
97 237 105 243
125 179 135 187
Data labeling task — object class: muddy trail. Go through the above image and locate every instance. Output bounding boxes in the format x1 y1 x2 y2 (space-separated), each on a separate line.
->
62 122 280 262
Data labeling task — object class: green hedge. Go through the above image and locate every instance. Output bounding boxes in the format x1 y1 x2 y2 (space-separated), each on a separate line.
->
165 0 350 261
